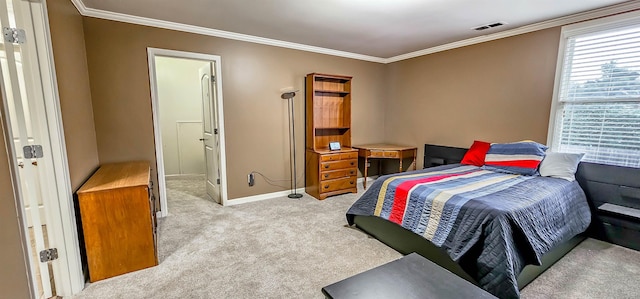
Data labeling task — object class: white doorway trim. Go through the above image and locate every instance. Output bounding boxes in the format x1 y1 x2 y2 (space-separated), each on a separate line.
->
0 0 84 296
147 48 229 216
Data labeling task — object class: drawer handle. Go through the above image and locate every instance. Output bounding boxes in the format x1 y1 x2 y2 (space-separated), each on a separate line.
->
324 165 330 169
324 174 329 178
349 170 355 175
350 162 355 166
350 181 354 185
324 185 330 189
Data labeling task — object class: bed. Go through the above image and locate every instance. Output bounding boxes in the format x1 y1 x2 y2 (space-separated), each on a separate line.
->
346 144 593 298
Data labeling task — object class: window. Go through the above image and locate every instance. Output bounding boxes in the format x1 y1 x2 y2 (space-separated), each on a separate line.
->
549 12 640 168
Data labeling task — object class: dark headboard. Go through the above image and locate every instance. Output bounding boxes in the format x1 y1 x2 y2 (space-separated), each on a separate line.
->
423 143 640 249
423 144 467 168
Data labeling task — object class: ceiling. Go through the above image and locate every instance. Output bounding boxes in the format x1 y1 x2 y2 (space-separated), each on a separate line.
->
79 0 635 59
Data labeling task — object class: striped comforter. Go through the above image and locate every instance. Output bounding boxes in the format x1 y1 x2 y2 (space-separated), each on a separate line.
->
346 164 591 298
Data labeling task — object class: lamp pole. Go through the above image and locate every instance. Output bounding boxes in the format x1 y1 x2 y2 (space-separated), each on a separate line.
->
282 91 302 199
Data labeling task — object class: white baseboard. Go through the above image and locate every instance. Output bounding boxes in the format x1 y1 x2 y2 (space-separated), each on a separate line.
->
225 187 307 206
165 174 205 180
227 177 380 206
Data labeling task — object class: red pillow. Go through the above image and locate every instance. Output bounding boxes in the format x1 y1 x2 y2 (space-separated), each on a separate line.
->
461 140 491 166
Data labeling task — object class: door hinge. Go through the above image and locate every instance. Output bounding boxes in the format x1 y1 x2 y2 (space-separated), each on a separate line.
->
39 248 58 262
211 75 216 83
214 128 218 134
3 27 26 44
216 178 220 184
23 145 43 159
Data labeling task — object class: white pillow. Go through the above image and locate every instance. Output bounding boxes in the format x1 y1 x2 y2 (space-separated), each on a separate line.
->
539 152 585 181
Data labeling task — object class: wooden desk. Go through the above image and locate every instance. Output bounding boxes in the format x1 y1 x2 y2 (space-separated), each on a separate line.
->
353 144 417 189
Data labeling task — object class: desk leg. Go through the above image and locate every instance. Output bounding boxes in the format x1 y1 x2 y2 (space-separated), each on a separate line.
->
413 150 417 171
399 157 403 173
363 156 368 189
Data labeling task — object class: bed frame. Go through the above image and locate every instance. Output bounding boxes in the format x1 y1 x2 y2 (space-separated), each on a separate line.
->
352 144 599 290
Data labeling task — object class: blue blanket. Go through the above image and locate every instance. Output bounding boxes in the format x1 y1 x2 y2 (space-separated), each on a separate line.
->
346 165 591 298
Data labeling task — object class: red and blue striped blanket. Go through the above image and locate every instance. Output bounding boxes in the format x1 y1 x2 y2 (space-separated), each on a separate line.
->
347 164 591 298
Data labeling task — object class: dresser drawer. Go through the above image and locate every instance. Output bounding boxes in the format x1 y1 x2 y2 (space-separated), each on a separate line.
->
320 169 357 181
321 159 357 171
320 177 357 193
321 153 341 161
321 152 358 161
341 152 358 160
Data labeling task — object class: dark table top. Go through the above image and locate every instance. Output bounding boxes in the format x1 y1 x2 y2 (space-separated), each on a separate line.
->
322 253 497 299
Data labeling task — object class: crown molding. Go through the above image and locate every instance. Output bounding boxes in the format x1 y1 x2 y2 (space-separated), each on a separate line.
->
69 0 385 63
386 1 640 63
71 0 640 64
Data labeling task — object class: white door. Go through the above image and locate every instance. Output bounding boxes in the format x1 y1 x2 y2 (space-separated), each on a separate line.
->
199 63 221 203
0 0 66 297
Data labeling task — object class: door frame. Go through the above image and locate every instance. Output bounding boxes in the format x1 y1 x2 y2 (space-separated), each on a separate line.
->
147 47 229 214
0 0 84 296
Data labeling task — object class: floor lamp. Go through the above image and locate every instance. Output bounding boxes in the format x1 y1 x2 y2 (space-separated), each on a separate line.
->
282 90 303 199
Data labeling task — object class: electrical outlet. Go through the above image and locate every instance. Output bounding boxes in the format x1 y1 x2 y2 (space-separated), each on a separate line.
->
248 173 255 186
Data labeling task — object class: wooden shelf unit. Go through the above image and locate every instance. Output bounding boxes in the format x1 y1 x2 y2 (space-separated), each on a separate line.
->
305 73 357 200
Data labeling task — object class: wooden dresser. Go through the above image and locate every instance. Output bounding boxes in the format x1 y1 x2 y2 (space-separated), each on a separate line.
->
306 149 358 200
77 161 157 282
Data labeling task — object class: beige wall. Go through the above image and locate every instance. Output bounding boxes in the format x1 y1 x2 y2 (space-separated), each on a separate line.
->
385 28 562 169
82 18 388 199
0 117 31 298
48 0 99 190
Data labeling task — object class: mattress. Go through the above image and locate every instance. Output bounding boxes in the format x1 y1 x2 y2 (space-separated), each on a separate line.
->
346 164 591 298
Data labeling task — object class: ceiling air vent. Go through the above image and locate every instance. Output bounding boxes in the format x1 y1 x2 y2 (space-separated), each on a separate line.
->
473 22 506 31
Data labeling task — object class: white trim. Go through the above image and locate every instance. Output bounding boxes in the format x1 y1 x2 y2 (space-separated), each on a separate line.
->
30 0 85 294
148 48 229 216
386 2 640 63
225 188 307 206
0 0 84 296
165 173 205 180
72 0 384 64
561 8 640 36
71 0 640 64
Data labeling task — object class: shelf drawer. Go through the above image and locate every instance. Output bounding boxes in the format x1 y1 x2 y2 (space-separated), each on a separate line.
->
321 168 357 181
320 177 357 193
321 159 356 171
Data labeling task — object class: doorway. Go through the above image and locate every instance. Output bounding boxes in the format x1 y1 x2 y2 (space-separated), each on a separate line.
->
147 48 228 215
0 0 83 297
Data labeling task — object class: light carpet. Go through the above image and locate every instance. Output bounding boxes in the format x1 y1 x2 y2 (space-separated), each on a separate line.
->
72 178 640 298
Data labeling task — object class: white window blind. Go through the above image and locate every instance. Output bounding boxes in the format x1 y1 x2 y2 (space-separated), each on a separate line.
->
553 19 640 168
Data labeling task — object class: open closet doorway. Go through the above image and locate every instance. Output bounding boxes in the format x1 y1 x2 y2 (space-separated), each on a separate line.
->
148 48 228 217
